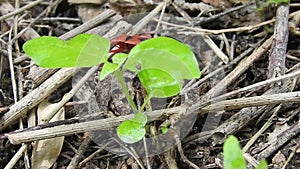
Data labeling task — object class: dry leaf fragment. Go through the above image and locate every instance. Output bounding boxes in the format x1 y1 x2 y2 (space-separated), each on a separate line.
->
202 0 232 9
68 0 107 22
109 0 155 16
272 151 286 167
77 4 105 22
289 10 300 36
31 100 65 169
267 123 290 143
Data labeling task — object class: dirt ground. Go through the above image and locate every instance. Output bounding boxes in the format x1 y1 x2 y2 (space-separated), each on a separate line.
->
0 0 300 169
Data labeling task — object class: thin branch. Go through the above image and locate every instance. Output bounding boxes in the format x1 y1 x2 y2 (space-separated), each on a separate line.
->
201 91 300 113
5 91 300 144
0 0 44 21
156 11 299 35
267 4 290 78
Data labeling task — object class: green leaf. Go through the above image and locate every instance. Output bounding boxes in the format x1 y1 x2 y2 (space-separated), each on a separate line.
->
117 113 147 144
138 68 181 98
160 126 168 134
112 53 127 65
123 37 200 98
132 113 147 126
223 135 247 169
117 120 145 144
267 0 289 4
255 160 268 169
99 53 127 80
125 37 200 80
23 34 110 68
100 62 118 80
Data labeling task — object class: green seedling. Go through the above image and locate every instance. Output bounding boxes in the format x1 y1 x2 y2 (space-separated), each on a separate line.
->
23 34 201 144
160 125 169 134
223 135 268 169
265 0 289 4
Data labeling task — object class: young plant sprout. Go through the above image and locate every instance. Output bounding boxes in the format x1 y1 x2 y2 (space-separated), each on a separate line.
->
23 33 201 144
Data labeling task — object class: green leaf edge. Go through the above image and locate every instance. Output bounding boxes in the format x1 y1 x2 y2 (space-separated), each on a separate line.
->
223 135 247 169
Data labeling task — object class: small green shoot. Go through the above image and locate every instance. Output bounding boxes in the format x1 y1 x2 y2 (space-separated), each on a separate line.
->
223 135 247 169
116 37 200 143
223 135 268 169
159 120 171 134
160 126 168 134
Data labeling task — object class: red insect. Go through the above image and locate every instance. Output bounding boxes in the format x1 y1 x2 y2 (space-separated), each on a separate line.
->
110 34 152 53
